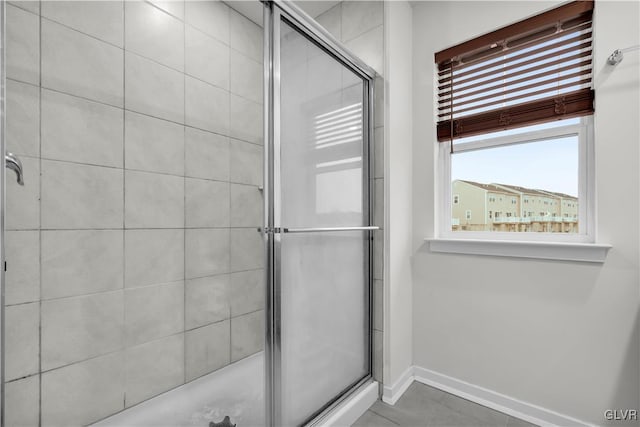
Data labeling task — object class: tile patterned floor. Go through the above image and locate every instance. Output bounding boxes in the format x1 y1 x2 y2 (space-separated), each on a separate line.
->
353 382 539 427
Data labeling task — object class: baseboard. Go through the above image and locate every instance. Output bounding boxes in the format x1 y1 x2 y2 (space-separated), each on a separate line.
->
382 365 414 405
316 381 379 427
382 365 594 427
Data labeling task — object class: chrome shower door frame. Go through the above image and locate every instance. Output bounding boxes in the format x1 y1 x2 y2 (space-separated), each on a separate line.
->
0 0 7 424
263 2 377 426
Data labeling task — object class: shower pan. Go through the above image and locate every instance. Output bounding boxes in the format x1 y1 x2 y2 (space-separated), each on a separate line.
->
0 0 377 426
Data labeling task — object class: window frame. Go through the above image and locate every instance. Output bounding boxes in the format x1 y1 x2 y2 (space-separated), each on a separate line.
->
438 116 595 243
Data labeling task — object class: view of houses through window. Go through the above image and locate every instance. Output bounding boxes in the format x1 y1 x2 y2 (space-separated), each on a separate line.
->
451 180 578 233
450 129 580 234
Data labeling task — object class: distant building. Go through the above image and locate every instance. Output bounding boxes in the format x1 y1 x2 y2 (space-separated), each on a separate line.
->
451 180 578 233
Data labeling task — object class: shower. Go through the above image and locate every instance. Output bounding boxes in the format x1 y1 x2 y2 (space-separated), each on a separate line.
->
0 1 380 426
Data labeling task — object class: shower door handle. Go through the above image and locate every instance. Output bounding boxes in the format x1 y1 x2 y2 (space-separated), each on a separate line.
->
280 226 379 233
5 152 24 186
257 226 379 234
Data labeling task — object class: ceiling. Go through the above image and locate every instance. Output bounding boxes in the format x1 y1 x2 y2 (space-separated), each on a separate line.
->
224 0 340 26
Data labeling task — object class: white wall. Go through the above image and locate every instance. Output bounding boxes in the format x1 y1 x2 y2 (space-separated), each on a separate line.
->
411 1 639 425
384 0 414 387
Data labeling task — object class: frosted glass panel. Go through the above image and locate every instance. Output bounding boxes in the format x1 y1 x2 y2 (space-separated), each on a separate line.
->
278 20 370 426
280 233 368 425
279 21 366 228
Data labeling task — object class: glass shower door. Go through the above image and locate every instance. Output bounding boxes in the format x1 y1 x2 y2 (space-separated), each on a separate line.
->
265 4 376 426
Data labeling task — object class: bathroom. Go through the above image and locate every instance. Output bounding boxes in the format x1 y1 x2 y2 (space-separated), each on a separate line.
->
0 0 638 426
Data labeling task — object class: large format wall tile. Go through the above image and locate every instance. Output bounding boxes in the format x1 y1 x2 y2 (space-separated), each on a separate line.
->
230 269 264 317
186 178 230 228
229 10 262 63
185 228 230 278
42 89 124 168
125 170 184 229
4 375 40 427
185 127 229 181
125 334 184 407
316 4 342 41
230 52 262 104
341 1 383 42
185 0 229 44
6 156 39 230
4 0 270 422
229 94 262 145
345 26 384 76
5 303 39 381
186 26 229 89
185 275 230 329
41 352 125 427
375 127 384 178
41 291 124 370
185 76 229 135
6 5 39 85
125 52 184 123
185 320 230 381
7 1 39 15
125 229 184 288
230 228 263 272
230 139 262 186
6 79 40 157
41 230 124 299
374 279 383 332
42 1 124 47
149 0 184 20
230 184 262 227
231 310 264 362
41 160 123 229
125 1 184 71
125 282 184 346
4 231 40 305
42 20 123 106
125 111 185 176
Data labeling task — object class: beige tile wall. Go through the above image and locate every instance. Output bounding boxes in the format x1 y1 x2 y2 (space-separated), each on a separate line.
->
4 1 265 425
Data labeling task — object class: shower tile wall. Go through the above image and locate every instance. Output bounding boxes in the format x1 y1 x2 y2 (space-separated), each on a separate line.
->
4 1 264 425
314 0 386 384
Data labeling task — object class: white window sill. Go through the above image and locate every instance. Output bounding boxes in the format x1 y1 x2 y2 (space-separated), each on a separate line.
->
426 238 611 263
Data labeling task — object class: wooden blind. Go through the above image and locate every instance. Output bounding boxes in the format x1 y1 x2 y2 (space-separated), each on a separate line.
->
435 1 595 142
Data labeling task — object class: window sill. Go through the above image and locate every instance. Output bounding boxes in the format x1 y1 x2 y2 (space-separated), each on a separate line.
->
426 238 611 263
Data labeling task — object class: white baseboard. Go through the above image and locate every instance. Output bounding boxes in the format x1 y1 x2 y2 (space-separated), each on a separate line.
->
382 365 414 405
316 381 379 427
382 365 594 427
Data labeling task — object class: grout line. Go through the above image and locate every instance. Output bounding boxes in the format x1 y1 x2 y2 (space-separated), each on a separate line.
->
31 155 262 187
228 16 233 367
182 8 188 387
37 0 43 424
7 226 263 232
121 0 127 410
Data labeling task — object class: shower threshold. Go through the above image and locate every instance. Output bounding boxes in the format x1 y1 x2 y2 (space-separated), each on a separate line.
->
93 352 264 427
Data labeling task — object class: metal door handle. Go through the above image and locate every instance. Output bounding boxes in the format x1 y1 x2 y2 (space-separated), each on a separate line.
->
5 152 24 185
282 226 379 233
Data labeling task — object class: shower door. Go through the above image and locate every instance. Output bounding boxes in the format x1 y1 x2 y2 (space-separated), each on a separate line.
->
264 3 377 426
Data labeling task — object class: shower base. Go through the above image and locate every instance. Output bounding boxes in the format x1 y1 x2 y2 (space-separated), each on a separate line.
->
93 352 264 427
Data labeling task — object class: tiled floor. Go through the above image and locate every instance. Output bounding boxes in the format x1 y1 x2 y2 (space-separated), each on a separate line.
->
353 382 539 427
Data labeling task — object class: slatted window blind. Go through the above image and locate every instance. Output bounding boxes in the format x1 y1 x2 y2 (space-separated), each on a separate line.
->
435 1 595 142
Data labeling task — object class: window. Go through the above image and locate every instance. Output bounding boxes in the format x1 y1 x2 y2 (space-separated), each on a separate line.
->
436 1 595 243
453 194 460 204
